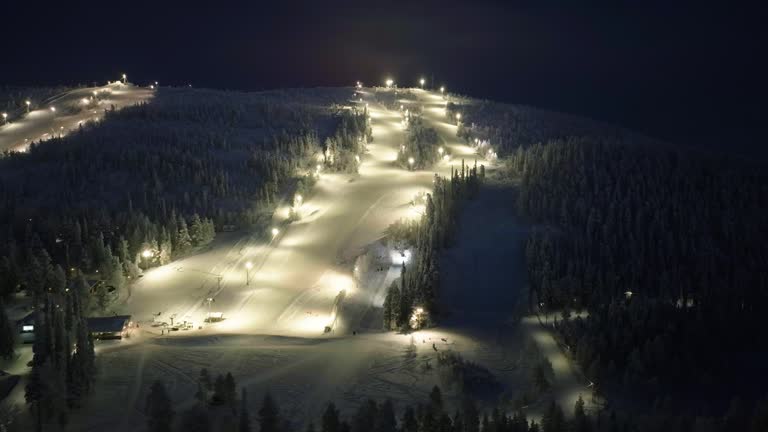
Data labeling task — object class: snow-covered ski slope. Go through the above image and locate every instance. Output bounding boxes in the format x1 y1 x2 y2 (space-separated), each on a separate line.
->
0 81 153 153
2 86 592 430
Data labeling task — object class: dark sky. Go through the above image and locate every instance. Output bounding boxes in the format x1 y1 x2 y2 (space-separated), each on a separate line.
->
3 1 767 157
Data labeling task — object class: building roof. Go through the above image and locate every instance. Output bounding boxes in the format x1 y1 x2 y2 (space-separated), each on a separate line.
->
16 312 35 326
87 315 131 333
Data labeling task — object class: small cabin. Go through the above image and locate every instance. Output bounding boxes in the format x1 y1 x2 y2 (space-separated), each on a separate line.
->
205 312 225 323
16 312 36 344
87 315 132 340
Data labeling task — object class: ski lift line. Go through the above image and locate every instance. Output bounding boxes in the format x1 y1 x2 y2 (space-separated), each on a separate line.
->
176 187 290 322
234 237 284 313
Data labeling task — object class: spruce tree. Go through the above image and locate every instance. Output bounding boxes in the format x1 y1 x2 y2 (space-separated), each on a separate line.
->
352 399 377 432
382 288 392 330
199 368 213 392
0 299 15 360
224 372 237 410
322 403 341 432
461 397 479 432
401 406 418 432
146 380 174 432
374 400 396 432
176 217 192 253
428 386 443 414
190 214 204 246
179 404 210 432
25 360 47 432
572 395 591 432
541 401 565 432
258 393 281 432
212 374 226 405
239 388 251 432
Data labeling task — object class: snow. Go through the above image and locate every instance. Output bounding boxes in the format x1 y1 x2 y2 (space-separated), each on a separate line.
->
0 81 154 153
1 86 592 429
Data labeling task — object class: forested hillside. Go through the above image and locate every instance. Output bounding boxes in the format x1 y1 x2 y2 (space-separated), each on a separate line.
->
0 88 365 302
449 94 768 417
509 137 768 411
447 100 633 156
383 160 484 330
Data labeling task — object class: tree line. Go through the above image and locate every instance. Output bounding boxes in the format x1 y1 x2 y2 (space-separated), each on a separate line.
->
144 371 654 432
24 272 96 431
397 116 440 170
322 107 371 173
383 160 485 330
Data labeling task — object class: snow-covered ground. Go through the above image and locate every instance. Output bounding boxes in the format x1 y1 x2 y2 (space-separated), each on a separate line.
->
2 86 590 430
53 88 515 430
0 81 153 153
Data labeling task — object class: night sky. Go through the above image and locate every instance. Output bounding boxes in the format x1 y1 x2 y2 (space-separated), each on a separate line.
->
4 1 766 157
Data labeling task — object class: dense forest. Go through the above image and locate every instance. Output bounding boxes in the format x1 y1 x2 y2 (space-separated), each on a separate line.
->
499 134 768 414
396 116 441 170
322 107 371 173
142 370 768 432
383 160 484 330
25 273 97 431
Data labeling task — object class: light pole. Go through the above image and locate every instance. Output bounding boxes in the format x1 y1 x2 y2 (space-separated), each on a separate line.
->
438 147 444 156
295 194 303 208
385 78 394 88
419 78 425 89
455 113 461 124
25 100 31 113
50 106 56 117
205 297 214 323
245 261 253 285
1 113 6 125
408 157 415 170
141 249 153 270
440 86 445 94
271 227 279 238
122 73 127 84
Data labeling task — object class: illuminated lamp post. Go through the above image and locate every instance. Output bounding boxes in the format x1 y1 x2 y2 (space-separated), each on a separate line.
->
245 261 253 285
